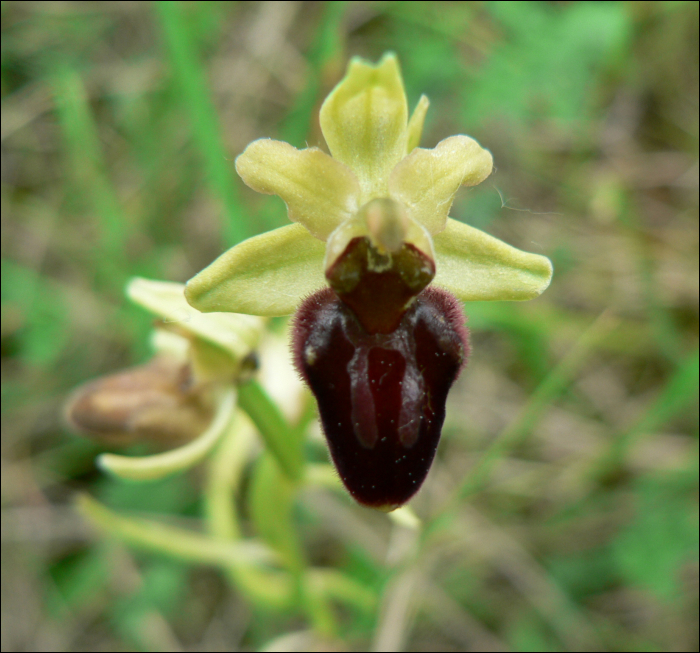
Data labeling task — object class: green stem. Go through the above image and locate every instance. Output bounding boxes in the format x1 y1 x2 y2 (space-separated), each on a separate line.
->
203 409 255 541
238 380 304 482
203 412 301 609
53 69 126 285
245 426 336 635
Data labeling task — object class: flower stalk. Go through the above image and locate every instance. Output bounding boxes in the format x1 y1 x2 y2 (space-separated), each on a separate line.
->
238 380 305 482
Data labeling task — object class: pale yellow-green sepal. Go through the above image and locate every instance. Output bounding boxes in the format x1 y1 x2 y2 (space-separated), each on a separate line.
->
128 278 264 361
406 94 429 153
433 218 553 301
320 52 408 199
185 224 327 317
235 139 360 241
390 135 493 235
97 388 236 481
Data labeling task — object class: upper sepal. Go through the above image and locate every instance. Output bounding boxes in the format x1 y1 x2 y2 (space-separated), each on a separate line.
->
320 52 408 200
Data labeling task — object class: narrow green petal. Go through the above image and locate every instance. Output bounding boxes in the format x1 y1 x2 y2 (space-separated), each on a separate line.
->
185 224 326 316
97 389 236 481
235 139 360 240
433 218 553 301
319 53 408 199
406 94 429 153
128 278 264 361
390 135 493 235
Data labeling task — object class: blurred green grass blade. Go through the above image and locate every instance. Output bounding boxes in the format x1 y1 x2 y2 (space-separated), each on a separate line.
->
638 251 684 364
599 348 699 477
111 559 188 651
46 545 111 618
630 348 698 436
455 311 618 503
155 1 248 246
1 259 69 366
612 473 699 602
619 193 685 364
462 2 630 128
508 615 560 652
53 68 127 274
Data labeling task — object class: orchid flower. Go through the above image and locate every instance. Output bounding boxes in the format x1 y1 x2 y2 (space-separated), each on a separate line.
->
185 53 552 510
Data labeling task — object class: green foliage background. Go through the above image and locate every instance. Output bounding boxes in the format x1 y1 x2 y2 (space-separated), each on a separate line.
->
1 1 698 650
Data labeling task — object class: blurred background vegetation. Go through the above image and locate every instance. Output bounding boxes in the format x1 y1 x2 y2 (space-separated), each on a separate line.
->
1 1 698 650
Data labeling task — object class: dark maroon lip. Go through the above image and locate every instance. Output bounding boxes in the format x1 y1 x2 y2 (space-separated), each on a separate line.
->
292 286 468 509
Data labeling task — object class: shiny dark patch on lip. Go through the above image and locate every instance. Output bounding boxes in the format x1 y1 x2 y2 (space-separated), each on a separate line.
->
293 286 468 510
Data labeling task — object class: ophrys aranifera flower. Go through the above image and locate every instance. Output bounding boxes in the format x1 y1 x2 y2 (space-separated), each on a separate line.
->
186 53 552 510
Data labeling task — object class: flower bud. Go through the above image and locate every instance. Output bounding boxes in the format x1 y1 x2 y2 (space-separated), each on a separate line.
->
65 356 214 447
